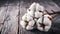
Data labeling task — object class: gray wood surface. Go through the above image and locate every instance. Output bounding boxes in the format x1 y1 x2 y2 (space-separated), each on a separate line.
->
0 0 60 34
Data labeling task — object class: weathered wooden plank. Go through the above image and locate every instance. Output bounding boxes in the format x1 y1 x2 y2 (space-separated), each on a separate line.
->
1 2 19 34
0 3 8 33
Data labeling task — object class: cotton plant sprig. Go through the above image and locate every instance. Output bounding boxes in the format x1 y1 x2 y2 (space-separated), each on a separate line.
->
20 2 60 32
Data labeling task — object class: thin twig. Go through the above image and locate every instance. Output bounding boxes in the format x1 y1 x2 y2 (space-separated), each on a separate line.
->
45 10 60 15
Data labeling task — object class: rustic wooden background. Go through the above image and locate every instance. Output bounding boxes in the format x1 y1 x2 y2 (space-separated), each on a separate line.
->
0 0 60 34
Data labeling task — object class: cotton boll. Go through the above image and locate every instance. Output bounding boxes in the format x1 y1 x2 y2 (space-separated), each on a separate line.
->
35 11 43 18
37 14 52 32
26 25 34 30
20 20 26 28
36 3 44 11
43 15 52 32
21 13 35 30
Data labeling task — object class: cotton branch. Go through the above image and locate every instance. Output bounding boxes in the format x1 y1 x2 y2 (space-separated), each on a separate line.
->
45 10 60 15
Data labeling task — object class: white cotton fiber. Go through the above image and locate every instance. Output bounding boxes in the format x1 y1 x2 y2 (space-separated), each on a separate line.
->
22 14 27 21
28 20 35 26
36 3 44 11
29 2 36 11
26 25 34 30
20 20 26 28
21 2 52 32
35 11 43 18
37 14 52 32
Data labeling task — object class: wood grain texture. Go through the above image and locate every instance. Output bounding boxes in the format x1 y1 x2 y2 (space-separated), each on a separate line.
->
1 2 19 34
